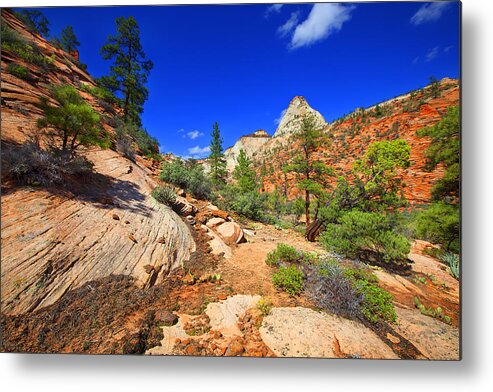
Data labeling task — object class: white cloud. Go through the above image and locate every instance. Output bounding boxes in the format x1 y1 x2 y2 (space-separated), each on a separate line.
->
425 46 440 62
265 4 283 18
411 2 449 26
274 109 287 125
289 4 355 50
187 145 210 158
178 128 185 133
277 12 300 37
186 130 203 140
444 45 454 53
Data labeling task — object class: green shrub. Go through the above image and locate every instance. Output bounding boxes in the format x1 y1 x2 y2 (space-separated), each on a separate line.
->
1 24 53 71
320 210 410 266
272 265 304 296
415 202 460 253
221 187 266 221
265 243 301 267
151 185 176 206
6 63 30 81
355 280 396 324
159 158 212 200
440 253 460 280
115 122 159 157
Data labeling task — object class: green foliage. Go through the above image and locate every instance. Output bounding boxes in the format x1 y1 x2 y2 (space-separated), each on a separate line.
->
81 83 120 106
13 9 49 36
414 297 451 324
418 106 459 201
115 121 159 157
209 122 227 185
6 63 30 81
159 158 212 200
355 280 397 323
151 185 176 206
320 210 411 266
1 24 54 70
100 16 153 126
415 202 459 253
233 149 256 193
351 139 411 212
284 115 332 226
59 25 80 53
37 85 109 154
256 297 272 316
220 187 266 221
440 253 460 280
265 243 301 267
272 265 304 296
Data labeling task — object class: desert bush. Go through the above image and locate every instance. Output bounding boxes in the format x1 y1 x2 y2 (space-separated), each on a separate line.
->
272 265 304 296
304 258 396 324
4 142 93 186
114 122 158 157
151 185 176 206
440 253 460 280
305 259 364 319
159 158 211 200
6 63 31 81
265 243 301 267
320 210 410 266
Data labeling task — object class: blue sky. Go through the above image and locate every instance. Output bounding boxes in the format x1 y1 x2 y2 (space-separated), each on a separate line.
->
23 2 460 157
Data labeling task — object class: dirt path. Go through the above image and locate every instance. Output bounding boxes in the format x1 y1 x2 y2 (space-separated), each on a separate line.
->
218 223 323 307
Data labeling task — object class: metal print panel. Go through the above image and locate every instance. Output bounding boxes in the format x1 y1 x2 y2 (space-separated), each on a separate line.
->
0 1 461 359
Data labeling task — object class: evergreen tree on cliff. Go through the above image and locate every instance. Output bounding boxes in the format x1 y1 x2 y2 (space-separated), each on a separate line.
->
60 25 80 54
99 16 153 126
284 115 332 227
209 122 227 186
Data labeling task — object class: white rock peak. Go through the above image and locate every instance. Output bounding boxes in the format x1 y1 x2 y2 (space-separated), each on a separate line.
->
273 96 326 138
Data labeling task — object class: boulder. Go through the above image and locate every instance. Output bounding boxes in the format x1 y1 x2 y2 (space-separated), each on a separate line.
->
216 221 246 244
206 217 225 229
155 310 178 327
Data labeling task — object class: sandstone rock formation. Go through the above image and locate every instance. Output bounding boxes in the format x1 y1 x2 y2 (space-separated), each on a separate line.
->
1 148 196 315
224 129 271 172
273 95 326 138
260 307 398 359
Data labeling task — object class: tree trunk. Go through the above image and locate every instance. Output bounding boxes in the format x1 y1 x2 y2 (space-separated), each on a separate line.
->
305 190 310 226
306 218 323 242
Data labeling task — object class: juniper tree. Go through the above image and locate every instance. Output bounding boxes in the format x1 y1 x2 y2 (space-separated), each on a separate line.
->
99 16 153 126
284 115 332 227
209 122 227 185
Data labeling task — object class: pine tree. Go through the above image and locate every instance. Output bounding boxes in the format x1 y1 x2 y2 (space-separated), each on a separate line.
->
37 85 107 156
209 122 227 185
60 25 80 53
233 149 256 193
100 16 153 126
284 115 332 227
